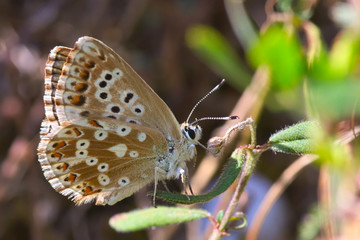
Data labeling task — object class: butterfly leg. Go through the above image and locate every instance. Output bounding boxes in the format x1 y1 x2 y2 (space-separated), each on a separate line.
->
161 180 171 192
188 182 194 196
178 167 193 201
184 166 194 195
153 166 160 207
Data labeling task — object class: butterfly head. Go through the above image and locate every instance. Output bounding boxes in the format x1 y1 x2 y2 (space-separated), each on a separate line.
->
181 122 202 144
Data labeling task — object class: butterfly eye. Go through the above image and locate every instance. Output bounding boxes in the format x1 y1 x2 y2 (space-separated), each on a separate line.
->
184 126 196 140
187 128 196 139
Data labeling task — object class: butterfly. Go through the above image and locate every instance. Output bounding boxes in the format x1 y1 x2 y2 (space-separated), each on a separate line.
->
38 36 232 205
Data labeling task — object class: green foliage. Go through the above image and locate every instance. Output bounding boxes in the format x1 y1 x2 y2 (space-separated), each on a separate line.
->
109 207 211 232
328 31 360 79
297 205 327 240
186 25 252 90
216 210 224 223
306 28 360 120
309 81 360 120
269 121 318 154
309 30 360 82
248 24 306 90
314 135 350 167
228 212 247 230
152 151 243 204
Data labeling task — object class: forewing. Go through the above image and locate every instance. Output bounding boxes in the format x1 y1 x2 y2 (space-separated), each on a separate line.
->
38 117 168 205
43 36 181 140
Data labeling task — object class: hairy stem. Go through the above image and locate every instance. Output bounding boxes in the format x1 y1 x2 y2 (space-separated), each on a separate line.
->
209 120 260 240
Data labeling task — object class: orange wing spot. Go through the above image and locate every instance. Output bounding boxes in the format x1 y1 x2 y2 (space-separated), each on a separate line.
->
55 98 62 105
84 186 93 194
51 152 63 160
64 130 72 135
53 141 66 149
75 82 88 92
70 95 86 106
61 163 69 171
79 70 90 81
83 186 101 195
88 120 103 128
85 60 95 69
73 128 82 136
67 173 77 184
61 68 68 77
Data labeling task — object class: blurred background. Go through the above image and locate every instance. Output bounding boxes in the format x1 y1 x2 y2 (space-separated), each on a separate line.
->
1 0 359 239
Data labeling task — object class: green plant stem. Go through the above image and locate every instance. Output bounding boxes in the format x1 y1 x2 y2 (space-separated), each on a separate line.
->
209 119 259 240
224 0 258 50
248 118 256 149
209 149 260 240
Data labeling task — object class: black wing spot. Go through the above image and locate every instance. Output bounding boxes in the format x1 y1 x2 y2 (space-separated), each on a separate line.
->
111 106 120 113
100 92 108 99
105 73 112 80
124 93 134 103
99 81 107 88
80 111 90 117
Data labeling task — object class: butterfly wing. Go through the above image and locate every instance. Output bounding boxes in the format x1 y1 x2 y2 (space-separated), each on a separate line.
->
43 36 181 141
39 36 184 205
38 117 169 205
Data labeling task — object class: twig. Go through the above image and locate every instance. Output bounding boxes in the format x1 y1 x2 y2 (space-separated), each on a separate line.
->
209 120 259 240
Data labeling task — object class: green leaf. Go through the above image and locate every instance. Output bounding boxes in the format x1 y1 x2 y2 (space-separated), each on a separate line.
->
186 25 252 90
308 30 360 83
298 205 327 240
309 81 360 120
270 139 314 154
216 210 224 223
248 24 306 90
228 212 247 230
314 135 350 168
269 121 319 154
109 207 210 232
329 30 360 79
152 150 243 204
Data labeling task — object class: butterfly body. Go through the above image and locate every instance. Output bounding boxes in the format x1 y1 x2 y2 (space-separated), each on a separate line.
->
38 37 201 205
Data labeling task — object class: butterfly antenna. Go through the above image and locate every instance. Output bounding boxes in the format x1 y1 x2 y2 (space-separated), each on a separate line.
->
190 116 238 126
186 79 226 123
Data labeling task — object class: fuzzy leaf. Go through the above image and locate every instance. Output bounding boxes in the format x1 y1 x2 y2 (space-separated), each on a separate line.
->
109 207 211 232
269 121 318 154
151 150 243 204
270 139 314 154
